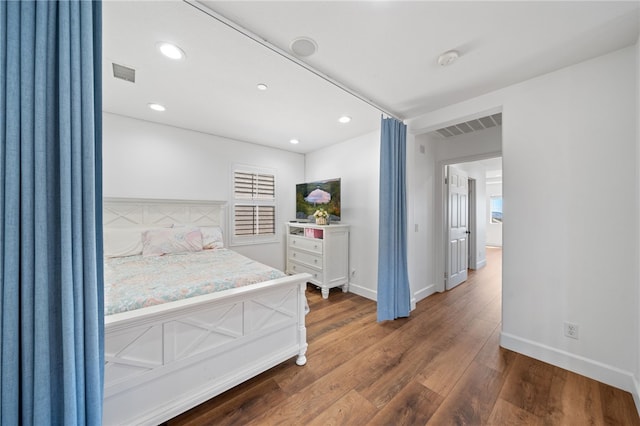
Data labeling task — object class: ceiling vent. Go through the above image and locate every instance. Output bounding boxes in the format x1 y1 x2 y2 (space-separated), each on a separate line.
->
112 63 135 83
436 113 502 138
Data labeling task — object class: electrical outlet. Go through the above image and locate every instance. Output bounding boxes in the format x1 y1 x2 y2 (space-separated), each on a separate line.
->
564 322 579 340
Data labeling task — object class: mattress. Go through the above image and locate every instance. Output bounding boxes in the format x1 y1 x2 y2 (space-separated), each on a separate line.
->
104 249 286 315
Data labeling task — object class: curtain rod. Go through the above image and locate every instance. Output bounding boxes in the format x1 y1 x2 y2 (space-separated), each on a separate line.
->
183 0 403 122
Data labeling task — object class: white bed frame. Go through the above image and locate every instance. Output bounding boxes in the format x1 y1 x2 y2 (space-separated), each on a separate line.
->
102 198 310 425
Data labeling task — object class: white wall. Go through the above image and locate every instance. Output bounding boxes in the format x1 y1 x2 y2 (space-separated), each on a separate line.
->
102 113 305 269
636 34 640 407
304 130 381 300
409 46 639 396
486 181 503 247
408 134 436 303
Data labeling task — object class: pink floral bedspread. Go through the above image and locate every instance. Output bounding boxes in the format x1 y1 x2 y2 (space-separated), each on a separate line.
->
104 249 285 315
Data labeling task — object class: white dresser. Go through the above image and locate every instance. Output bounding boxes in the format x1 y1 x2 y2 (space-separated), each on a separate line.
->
286 223 350 299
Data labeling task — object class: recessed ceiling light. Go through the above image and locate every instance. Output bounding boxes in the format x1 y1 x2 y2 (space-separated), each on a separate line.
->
157 42 185 60
290 37 318 57
290 139 300 145
437 50 459 66
148 103 166 112
338 116 351 124
257 83 268 91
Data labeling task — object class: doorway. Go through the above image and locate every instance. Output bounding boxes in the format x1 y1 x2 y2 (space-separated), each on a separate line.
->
411 111 503 298
443 156 502 291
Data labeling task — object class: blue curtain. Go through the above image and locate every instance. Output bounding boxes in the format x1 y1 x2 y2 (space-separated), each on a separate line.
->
377 117 410 322
0 1 103 425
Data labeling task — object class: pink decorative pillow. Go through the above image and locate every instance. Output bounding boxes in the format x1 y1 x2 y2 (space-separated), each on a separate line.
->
142 227 203 256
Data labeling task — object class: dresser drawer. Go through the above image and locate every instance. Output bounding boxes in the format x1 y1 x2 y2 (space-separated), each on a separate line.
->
288 250 322 269
288 262 324 283
288 235 323 254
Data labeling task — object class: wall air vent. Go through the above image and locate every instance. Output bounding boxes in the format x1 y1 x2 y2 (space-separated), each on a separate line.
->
435 113 502 138
112 63 135 83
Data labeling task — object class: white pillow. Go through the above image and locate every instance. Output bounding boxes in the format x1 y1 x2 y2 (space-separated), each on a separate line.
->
201 227 224 249
103 228 144 258
141 227 203 256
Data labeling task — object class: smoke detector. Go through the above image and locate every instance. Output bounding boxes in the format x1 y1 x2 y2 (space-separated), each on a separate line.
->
437 50 459 66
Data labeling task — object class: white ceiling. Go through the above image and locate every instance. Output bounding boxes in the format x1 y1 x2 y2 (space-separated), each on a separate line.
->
102 1 639 154
451 154 502 179
478 157 503 179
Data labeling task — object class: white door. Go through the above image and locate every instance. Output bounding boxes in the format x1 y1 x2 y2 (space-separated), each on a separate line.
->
446 165 469 290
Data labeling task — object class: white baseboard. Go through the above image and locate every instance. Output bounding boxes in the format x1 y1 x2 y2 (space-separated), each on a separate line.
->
500 332 638 402
473 259 487 270
414 284 437 303
347 282 377 301
347 283 437 311
633 376 640 418
347 283 441 320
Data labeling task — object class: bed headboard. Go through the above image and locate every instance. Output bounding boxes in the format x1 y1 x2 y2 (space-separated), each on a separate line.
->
103 197 227 230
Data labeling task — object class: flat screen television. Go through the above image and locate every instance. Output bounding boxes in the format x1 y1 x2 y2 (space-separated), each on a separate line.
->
296 178 341 222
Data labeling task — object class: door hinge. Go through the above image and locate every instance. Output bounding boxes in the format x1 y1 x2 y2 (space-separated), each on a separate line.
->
444 272 448 279
444 177 448 185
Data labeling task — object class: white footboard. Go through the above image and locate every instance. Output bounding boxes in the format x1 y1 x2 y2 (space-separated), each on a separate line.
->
103 273 310 426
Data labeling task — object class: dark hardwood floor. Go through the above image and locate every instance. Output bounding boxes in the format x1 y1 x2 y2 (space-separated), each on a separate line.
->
167 247 640 425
